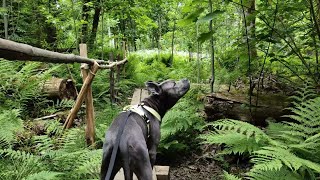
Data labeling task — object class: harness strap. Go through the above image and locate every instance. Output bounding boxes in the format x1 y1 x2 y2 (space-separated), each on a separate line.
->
105 111 132 180
141 104 161 122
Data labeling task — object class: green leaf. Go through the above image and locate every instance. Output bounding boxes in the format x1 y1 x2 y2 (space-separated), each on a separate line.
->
178 8 204 26
197 10 225 23
198 31 214 44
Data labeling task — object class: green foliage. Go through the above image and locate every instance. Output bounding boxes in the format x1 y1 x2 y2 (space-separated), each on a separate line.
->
0 109 23 149
0 60 62 118
200 120 271 155
201 86 320 179
127 51 210 85
223 171 242 180
0 125 103 180
23 171 62 180
159 86 205 154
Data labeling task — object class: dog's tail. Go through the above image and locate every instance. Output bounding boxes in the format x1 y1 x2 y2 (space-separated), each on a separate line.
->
100 145 112 180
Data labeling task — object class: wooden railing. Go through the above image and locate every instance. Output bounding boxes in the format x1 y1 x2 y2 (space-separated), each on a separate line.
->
0 38 127 146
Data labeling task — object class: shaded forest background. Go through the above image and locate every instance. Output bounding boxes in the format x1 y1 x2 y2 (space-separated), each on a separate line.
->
1 0 320 179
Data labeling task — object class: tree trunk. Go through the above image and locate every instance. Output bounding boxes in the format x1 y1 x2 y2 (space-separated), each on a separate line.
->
245 0 257 59
3 0 8 39
109 53 115 103
88 6 101 48
196 24 201 83
170 19 176 67
81 0 90 43
209 0 215 93
158 14 162 57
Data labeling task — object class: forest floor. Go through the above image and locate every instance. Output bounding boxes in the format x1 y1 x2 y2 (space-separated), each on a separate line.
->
169 155 223 180
156 144 227 180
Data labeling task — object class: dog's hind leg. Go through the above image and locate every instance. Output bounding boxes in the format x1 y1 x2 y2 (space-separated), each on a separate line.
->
123 161 133 180
131 145 153 180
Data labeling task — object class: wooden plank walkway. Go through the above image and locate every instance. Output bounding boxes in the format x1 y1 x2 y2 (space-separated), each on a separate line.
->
130 88 149 105
114 88 170 180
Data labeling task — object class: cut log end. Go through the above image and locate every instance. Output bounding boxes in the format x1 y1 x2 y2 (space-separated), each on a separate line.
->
42 78 77 100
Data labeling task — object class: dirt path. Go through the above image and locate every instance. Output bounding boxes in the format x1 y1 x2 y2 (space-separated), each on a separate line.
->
157 152 224 180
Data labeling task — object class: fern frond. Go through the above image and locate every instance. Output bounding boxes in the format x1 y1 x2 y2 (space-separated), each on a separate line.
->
23 171 62 180
246 167 302 180
223 171 242 180
0 109 24 148
200 131 265 154
251 146 320 172
205 119 271 143
75 149 102 179
33 135 55 157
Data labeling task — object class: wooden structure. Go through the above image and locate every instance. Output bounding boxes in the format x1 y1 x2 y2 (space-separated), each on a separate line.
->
130 88 149 105
0 38 127 146
114 166 170 180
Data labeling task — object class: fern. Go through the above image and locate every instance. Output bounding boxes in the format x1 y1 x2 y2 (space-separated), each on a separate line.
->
200 120 271 154
223 171 242 180
289 83 317 105
251 146 320 172
0 109 24 149
159 88 205 153
0 149 44 180
246 167 303 180
75 149 103 179
22 171 62 180
202 84 320 179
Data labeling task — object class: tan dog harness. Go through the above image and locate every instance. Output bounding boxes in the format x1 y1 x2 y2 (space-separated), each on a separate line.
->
123 103 161 136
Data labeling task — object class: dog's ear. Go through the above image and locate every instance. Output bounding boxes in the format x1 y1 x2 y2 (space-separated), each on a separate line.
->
145 81 162 95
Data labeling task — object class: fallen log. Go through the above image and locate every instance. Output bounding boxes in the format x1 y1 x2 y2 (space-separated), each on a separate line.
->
42 78 77 100
204 92 291 126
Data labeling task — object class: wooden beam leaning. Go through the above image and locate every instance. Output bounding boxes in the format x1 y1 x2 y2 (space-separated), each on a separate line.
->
79 44 95 146
62 59 127 129
0 38 105 64
63 61 100 129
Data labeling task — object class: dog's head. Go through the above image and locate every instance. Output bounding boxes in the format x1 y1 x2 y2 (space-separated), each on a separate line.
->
145 78 190 111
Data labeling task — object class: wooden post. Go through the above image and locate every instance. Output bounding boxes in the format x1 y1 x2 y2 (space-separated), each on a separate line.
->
109 53 115 103
63 61 99 129
122 41 126 74
79 44 95 146
122 41 126 58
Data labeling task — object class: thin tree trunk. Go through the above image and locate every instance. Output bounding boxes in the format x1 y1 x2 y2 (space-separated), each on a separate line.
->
209 0 215 93
196 24 200 83
170 19 176 66
158 14 162 58
81 0 90 43
245 0 257 58
3 0 8 39
309 0 320 42
310 4 320 81
88 6 101 48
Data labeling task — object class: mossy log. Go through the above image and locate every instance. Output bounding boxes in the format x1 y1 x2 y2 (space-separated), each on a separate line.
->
204 92 291 126
42 78 77 100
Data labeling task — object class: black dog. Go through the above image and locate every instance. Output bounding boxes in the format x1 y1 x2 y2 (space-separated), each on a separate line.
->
100 79 190 180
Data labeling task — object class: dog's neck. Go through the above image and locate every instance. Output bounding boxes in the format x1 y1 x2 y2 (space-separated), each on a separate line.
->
142 95 178 118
